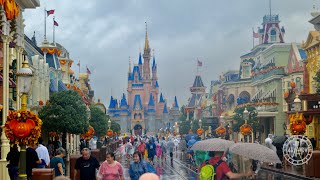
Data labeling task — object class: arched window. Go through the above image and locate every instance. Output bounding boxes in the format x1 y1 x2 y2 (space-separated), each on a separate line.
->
270 29 277 42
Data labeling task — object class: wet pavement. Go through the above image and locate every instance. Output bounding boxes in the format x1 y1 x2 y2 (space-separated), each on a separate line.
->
117 151 315 180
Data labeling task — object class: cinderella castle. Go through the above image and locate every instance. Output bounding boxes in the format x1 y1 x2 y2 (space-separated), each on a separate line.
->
108 26 180 135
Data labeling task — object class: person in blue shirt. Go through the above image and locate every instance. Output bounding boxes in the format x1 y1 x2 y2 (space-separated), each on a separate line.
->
187 136 197 163
128 151 147 180
146 139 156 164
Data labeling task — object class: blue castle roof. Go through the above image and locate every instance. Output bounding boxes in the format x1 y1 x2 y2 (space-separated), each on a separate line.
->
148 93 155 106
108 96 118 109
155 81 159 88
138 52 142 65
159 93 165 103
133 94 143 110
174 96 179 108
120 93 128 108
163 103 168 113
132 65 142 81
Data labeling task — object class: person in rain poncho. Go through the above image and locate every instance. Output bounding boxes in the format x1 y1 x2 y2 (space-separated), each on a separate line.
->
166 138 175 162
264 134 276 165
160 137 167 161
187 136 197 163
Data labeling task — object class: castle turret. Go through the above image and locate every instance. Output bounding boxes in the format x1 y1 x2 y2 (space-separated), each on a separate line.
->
147 93 156 134
138 52 143 77
152 55 158 87
120 93 129 133
143 23 151 80
163 103 170 130
257 14 285 44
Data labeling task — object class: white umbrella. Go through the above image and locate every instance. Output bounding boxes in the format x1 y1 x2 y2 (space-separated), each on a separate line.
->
229 142 281 163
191 138 234 152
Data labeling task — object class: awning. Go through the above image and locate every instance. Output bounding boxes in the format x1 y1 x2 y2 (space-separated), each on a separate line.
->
0 74 16 88
58 80 68 91
49 78 58 92
251 89 263 101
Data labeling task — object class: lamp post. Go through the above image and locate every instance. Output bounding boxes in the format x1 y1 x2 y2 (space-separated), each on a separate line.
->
243 108 249 142
190 120 193 132
108 119 111 130
16 60 33 180
199 119 202 129
293 95 302 112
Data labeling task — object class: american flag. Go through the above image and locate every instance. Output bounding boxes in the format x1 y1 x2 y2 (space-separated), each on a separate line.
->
253 30 259 38
47 9 55 16
54 20 59 26
86 66 91 75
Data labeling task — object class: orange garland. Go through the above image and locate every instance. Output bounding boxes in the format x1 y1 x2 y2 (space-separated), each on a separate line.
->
215 125 226 137
240 123 253 136
4 110 42 145
2 0 20 20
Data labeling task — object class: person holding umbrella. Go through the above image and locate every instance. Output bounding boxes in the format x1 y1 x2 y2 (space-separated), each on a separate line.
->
200 151 254 180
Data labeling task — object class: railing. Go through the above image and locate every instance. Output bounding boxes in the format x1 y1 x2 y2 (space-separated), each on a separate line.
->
252 68 285 82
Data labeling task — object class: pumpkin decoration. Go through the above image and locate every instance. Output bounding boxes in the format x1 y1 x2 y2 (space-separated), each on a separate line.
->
197 128 204 135
4 110 42 145
240 123 253 136
291 81 296 89
107 129 113 137
39 100 44 106
81 126 95 140
290 120 306 135
284 91 289 98
215 125 226 137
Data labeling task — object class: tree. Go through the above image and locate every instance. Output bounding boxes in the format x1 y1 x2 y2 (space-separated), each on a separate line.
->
314 71 320 93
89 106 108 137
110 120 121 133
232 106 260 132
39 91 89 134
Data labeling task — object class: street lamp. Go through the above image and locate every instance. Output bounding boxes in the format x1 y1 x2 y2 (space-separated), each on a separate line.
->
108 119 111 130
16 59 33 180
243 108 249 122
199 119 202 128
190 120 193 131
293 95 302 112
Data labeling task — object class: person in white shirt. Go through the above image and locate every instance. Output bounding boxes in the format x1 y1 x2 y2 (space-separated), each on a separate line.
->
36 137 51 168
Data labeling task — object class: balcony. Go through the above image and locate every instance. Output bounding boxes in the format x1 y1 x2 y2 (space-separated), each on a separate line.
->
252 67 285 83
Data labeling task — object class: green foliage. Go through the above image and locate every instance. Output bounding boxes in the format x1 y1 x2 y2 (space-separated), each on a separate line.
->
38 91 89 134
111 119 121 133
314 71 320 93
179 119 203 135
232 106 260 132
89 106 108 137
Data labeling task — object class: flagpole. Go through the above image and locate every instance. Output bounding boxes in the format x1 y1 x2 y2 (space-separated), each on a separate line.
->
78 60 80 74
252 27 254 48
197 59 199 75
44 8 46 40
53 16 55 45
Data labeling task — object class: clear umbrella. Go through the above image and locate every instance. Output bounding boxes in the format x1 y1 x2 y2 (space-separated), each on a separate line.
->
229 142 281 163
191 138 234 152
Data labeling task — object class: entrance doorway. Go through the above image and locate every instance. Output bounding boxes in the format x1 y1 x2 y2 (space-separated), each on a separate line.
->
134 124 143 136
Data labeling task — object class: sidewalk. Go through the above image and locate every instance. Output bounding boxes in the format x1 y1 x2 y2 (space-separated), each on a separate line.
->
261 164 319 180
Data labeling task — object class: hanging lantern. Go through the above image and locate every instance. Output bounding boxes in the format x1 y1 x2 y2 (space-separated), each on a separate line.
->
240 123 253 136
284 91 289 98
291 81 296 89
107 129 113 137
197 128 204 135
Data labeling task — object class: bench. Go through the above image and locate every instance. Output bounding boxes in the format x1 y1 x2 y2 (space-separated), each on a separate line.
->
32 168 55 180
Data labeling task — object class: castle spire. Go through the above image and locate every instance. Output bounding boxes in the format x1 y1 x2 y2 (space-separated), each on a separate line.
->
144 22 150 51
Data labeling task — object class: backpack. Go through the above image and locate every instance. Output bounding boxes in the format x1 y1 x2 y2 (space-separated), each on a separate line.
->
200 159 223 180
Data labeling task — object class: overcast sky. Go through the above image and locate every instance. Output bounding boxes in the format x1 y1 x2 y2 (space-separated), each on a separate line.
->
23 0 316 107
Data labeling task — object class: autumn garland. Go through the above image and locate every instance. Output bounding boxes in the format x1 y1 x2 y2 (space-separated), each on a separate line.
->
4 110 42 145
81 126 94 141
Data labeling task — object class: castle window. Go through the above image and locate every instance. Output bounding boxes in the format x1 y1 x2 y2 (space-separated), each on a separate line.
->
242 65 251 78
270 29 277 42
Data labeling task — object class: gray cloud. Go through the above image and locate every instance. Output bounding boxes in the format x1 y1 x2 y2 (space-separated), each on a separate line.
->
23 0 315 106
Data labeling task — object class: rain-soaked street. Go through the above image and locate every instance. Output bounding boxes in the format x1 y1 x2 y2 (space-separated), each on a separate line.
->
119 151 309 180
